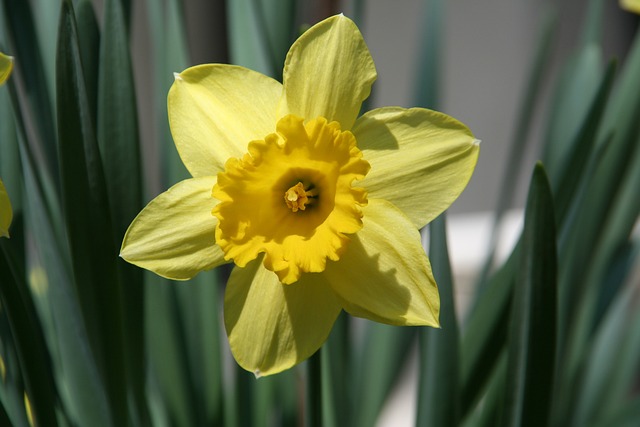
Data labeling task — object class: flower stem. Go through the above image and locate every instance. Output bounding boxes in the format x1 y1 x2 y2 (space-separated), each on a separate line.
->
305 350 322 427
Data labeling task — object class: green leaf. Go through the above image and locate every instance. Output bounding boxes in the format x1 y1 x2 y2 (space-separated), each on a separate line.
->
579 0 604 48
98 0 142 241
97 0 146 423
412 0 444 109
75 0 100 126
554 30 640 423
146 0 191 185
352 324 416 427
0 303 30 427
174 274 224 425
594 396 640 427
572 267 640 427
0 241 58 427
503 164 557 427
247 0 297 81
321 313 351 427
145 277 198 427
6 7 111 424
464 353 507 427
19 136 112 427
551 60 615 223
415 214 459 427
305 351 322 427
227 0 276 77
460 247 516 417
56 1 127 424
1 0 59 191
542 45 602 183
145 272 223 427
31 0 61 100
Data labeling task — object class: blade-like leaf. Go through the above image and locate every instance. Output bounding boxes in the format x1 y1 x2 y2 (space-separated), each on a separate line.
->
352 324 416 427
98 0 142 241
174 273 224 425
0 268 30 427
306 351 322 427
553 28 640 425
464 353 507 427
552 60 616 221
248 0 296 81
56 1 127 424
460 246 516 417
572 266 640 427
416 214 459 427
75 0 100 126
412 0 444 109
16 114 112 427
145 277 198 427
543 45 603 182
503 164 557 427
321 313 351 427
227 0 274 77
6 17 112 425
98 0 146 423
0 241 58 427
1 0 59 191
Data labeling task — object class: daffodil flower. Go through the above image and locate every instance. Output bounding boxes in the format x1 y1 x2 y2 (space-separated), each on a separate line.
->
0 52 13 85
1 179 12 238
621 0 640 14
121 15 479 376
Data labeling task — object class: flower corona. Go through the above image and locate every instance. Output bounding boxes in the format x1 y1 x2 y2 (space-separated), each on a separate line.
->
212 115 369 284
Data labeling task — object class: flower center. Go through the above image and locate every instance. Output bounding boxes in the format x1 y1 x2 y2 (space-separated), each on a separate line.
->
284 182 317 212
212 114 371 284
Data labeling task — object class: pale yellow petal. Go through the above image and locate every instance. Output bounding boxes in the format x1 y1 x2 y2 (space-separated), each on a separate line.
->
353 107 479 229
621 0 640 14
0 179 12 238
169 64 282 177
120 176 226 280
224 257 342 376
324 199 440 326
0 52 13 85
279 15 376 130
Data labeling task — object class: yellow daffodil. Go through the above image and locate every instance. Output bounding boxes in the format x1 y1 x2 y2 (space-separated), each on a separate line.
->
0 52 13 85
121 15 479 376
0 179 12 238
621 0 640 13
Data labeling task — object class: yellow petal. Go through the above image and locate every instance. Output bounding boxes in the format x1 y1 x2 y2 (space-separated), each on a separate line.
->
120 176 226 280
224 257 342 376
279 15 376 130
0 179 12 238
354 107 480 229
0 52 13 85
621 0 640 14
169 64 282 177
324 199 440 326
